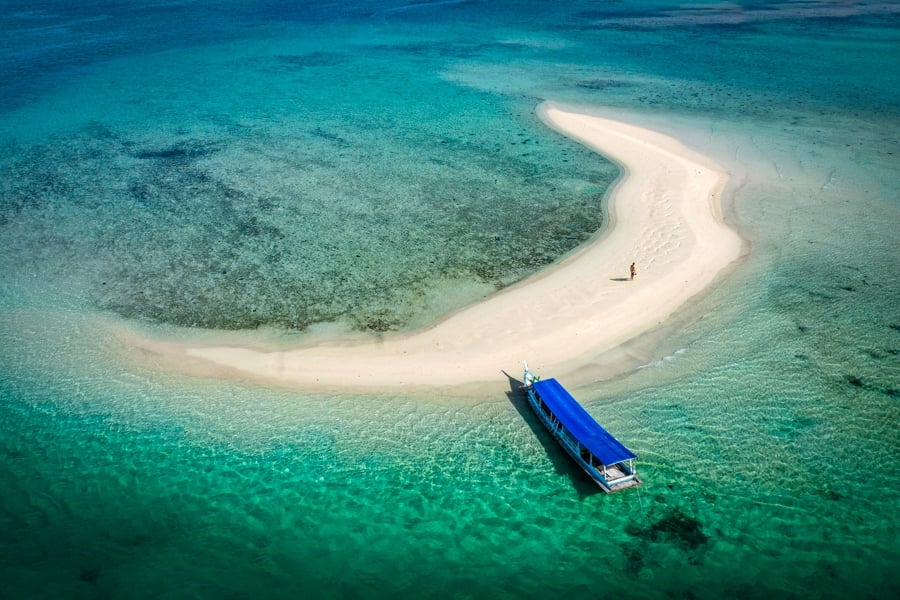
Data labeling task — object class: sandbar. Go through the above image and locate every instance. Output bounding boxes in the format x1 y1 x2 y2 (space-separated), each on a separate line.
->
133 102 743 392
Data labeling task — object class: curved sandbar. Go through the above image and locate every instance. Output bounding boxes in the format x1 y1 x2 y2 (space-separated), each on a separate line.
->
157 103 742 390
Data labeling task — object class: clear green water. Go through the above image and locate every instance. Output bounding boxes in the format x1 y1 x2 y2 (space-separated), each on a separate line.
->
1 1 898 598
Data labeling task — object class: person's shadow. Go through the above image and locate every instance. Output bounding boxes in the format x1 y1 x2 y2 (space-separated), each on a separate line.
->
502 371 603 498
609 277 629 282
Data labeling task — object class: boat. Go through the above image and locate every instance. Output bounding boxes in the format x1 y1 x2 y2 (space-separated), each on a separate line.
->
522 363 642 492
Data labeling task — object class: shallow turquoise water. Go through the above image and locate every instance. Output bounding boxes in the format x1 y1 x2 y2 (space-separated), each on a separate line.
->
1 1 898 598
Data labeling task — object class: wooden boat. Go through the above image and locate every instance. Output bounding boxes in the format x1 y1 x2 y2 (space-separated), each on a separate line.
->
523 363 642 492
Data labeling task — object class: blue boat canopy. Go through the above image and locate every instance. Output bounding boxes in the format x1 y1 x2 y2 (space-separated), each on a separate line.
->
531 378 637 466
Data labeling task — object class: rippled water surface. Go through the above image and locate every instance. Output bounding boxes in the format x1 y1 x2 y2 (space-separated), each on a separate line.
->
1 1 898 598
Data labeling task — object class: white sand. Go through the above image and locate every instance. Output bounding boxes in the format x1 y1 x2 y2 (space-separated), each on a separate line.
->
138 103 743 392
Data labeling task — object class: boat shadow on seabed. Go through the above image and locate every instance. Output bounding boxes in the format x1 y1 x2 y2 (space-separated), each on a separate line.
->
502 371 605 499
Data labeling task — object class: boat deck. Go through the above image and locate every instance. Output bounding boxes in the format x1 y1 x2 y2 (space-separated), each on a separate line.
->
606 464 627 479
524 373 642 493
606 475 643 492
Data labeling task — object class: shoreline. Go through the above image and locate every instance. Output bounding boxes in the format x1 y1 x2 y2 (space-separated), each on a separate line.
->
126 102 744 392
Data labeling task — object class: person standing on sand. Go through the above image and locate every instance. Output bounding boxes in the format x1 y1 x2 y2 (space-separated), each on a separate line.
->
630 262 636 281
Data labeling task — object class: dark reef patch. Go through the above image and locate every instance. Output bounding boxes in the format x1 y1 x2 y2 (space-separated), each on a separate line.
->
357 313 404 333
136 147 190 160
365 41 484 60
133 141 218 162
843 374 898 399
577 9 664 21
626 507 709 550
819 487 844 502
575 79 632 91
622 544 644 572
308 127 349 146
0 118 615 333
620 506 710 577
845 374 864 388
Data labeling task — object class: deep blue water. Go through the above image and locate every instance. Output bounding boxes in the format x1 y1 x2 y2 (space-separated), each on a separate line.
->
1 1 898 598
